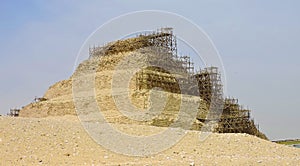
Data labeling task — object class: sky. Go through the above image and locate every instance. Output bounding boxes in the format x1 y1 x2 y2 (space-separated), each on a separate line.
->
0 0 299 140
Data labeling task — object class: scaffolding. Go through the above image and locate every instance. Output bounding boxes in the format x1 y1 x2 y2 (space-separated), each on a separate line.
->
136 66 181 93
88 27 266 139
216 97 251 133
89 27 178 58
179 56 194 74
193 67 223 106
7 109 20 117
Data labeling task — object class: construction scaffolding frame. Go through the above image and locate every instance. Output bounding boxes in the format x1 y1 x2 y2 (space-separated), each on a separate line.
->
88 27 265 138
7 109 20 117
89 27 178 58
193 67 223 106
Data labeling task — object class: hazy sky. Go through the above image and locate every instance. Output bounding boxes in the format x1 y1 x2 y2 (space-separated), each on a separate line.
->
1 0 299 140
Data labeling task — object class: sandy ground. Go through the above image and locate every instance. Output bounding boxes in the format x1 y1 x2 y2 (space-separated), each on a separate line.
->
0 116 299 165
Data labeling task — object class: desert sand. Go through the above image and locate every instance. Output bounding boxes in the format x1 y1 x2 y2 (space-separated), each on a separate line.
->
1 115 299 165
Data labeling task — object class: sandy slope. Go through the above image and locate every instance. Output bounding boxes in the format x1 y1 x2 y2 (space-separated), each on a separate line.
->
0 116 299 165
